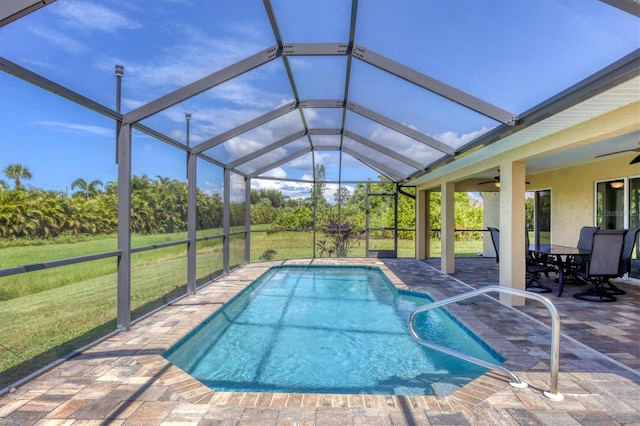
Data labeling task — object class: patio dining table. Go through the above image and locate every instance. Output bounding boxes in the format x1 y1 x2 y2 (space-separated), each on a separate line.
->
527 244 591 297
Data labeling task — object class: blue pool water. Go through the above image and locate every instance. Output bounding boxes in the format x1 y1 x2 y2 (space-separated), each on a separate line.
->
165 265 503 396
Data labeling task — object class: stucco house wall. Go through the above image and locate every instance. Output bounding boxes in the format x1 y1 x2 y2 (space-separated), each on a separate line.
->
527 155 638 246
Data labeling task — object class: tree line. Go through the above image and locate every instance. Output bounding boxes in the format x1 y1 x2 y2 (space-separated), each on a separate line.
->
0 164 229 239
1 163 483 242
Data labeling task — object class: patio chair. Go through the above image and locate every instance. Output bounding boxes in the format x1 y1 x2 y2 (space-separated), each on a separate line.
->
606 228 640 295
573 229 627 302
525 231 554 293
565 226 599 282
490 227 554 292
488 227 499 263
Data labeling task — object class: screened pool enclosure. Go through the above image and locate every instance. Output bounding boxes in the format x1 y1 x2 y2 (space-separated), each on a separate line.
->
0 0 638 391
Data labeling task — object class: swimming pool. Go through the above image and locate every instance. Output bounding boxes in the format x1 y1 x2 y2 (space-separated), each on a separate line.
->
165 265 503 396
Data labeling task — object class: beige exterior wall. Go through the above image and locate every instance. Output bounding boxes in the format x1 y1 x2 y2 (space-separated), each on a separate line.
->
527 156 639 246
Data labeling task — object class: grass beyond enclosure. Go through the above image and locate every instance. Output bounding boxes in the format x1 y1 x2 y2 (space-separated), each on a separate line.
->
0 230 483 391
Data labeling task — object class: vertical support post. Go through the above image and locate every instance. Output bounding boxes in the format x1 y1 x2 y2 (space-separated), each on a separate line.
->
441 182 456 273
186 151 197 294
365 183 370 255
425 190 431 259
416 189 430 259
116 122 132 332
186 113 196 294
114 64 131 332
245 177 251 264
115 65 123 164
416 188 424 259
223 168 231 274
185 112 192 176
312 154 317 258
499 161 527 306
394 185 398 255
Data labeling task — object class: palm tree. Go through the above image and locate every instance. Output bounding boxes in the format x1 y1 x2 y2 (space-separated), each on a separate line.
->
3 164 32 188
71 178 103 199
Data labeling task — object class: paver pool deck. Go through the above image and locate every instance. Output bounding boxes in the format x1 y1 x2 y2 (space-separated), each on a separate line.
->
1 258 639 425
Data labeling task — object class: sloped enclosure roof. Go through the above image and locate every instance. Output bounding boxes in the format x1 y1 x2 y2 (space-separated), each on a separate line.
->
1 0 639 185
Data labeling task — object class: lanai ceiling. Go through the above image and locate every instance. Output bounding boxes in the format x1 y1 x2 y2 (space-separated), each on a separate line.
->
1 0 639 185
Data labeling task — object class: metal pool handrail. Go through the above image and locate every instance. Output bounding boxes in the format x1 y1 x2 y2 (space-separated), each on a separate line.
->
408 285 564 401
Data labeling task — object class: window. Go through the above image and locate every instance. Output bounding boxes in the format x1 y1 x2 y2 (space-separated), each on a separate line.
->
596 177 640 279
596 180 625 230
526 190 551 244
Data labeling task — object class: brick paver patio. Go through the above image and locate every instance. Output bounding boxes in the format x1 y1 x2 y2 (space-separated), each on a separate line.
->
1 258 638 425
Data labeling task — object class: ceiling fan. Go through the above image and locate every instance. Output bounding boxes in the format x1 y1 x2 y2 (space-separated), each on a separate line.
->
595 142 640 164
477 170 529 186
477 174 501 186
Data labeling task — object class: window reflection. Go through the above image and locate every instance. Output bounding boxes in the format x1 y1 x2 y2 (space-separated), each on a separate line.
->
597 180 625 230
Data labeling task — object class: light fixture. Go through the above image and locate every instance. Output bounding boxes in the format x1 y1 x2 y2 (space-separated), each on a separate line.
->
610 181 624 189
185 113 192 147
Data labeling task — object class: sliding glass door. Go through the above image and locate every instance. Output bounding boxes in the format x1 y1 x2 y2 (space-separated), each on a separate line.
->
596 177 640 279
525 189 551 244
630 178 639 279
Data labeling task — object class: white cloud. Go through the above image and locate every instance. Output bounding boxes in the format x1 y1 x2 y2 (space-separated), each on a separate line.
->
251 177 312 200
199 180 222 196
224 135 273 159
260 167 287 179
432 126 494 148
127 23 274 96
52 1 141 33
220 111 304 159
28 26 89 54
36 121 114 137
284 153 315 172
169 129 183 140
122 97 145 111
367 123 456 165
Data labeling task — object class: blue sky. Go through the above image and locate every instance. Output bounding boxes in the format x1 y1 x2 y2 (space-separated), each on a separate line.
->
1 0 638 200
